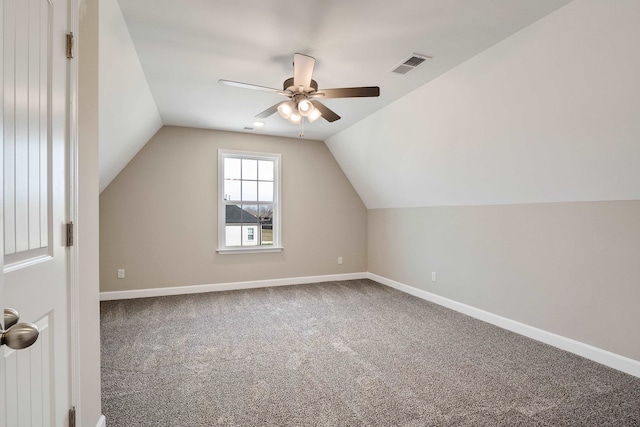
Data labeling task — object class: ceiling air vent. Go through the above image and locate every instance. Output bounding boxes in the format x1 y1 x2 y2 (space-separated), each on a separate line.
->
392 54 431 75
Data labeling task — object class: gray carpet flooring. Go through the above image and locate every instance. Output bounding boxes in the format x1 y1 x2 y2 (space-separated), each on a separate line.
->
101 279 640 426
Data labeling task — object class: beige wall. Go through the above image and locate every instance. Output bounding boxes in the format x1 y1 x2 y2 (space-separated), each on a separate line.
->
369 201 640 361
100 126 367 291
78 0 103 424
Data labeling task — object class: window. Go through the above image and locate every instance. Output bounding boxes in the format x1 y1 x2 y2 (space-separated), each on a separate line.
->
218 150 282 253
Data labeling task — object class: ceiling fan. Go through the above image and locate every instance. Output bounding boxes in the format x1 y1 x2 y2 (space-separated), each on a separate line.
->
219 53 380 135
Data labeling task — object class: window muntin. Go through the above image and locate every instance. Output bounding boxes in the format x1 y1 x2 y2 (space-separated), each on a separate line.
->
218 150 281 253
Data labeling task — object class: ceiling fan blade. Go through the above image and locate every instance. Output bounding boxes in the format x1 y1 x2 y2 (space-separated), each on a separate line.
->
311 101 341 122
293 53 315 92
255 103 281 118
218 79 286 95
314 86 380 99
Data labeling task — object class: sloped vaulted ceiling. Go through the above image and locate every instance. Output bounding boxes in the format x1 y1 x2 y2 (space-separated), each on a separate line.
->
326 1 640 209
99 0 162 193
99 0 574 193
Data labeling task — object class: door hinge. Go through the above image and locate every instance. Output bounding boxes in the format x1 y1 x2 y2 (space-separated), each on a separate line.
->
66 32 74 59
66 222 74 247
69 406 76 427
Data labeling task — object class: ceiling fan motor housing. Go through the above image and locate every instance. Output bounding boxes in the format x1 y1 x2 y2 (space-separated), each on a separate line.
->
283 77 318 93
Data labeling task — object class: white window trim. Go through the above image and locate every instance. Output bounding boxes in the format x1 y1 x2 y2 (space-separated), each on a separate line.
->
217 149 283 254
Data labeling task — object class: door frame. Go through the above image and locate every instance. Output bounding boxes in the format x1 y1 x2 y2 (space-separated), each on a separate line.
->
67 0 81 420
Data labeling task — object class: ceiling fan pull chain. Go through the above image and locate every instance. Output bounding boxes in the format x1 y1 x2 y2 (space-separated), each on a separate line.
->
299 118 304 138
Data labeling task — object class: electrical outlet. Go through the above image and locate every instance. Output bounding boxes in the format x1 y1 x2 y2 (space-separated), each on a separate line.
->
117 269 125 279
338 257 343 265
431 272 437 282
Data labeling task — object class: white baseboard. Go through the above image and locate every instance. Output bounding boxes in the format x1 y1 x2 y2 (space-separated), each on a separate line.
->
96 414 106 427
367 272 640 378
99 272 368 301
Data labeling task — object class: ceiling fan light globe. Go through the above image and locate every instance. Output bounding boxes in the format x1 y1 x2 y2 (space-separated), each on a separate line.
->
308 108 322 123
288 111 302 124
277 101 295 119
297 99 314 116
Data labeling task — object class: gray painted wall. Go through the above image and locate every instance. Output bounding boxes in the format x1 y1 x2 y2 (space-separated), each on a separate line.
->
369 202 640 361
100 126 367 292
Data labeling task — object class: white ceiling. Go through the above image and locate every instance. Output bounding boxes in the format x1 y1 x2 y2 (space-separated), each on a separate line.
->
114 0 572 142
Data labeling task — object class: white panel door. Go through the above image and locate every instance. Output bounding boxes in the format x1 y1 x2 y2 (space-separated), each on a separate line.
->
1 0 71 426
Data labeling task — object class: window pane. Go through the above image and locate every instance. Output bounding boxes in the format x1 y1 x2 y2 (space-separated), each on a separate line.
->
258 160 274 181
242 226 258 246
224 203 243 247
223 179 241 201
225 204 243 225
259 205 273 246
261 228 273 245
258 181 273 202
242 204 259 223
225 226 242 246
242 159 257 180
242 180 258 201
224 158 241 179
258 205 273 219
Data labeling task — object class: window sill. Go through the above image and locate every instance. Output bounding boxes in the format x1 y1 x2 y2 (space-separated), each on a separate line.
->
217 246 284 255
